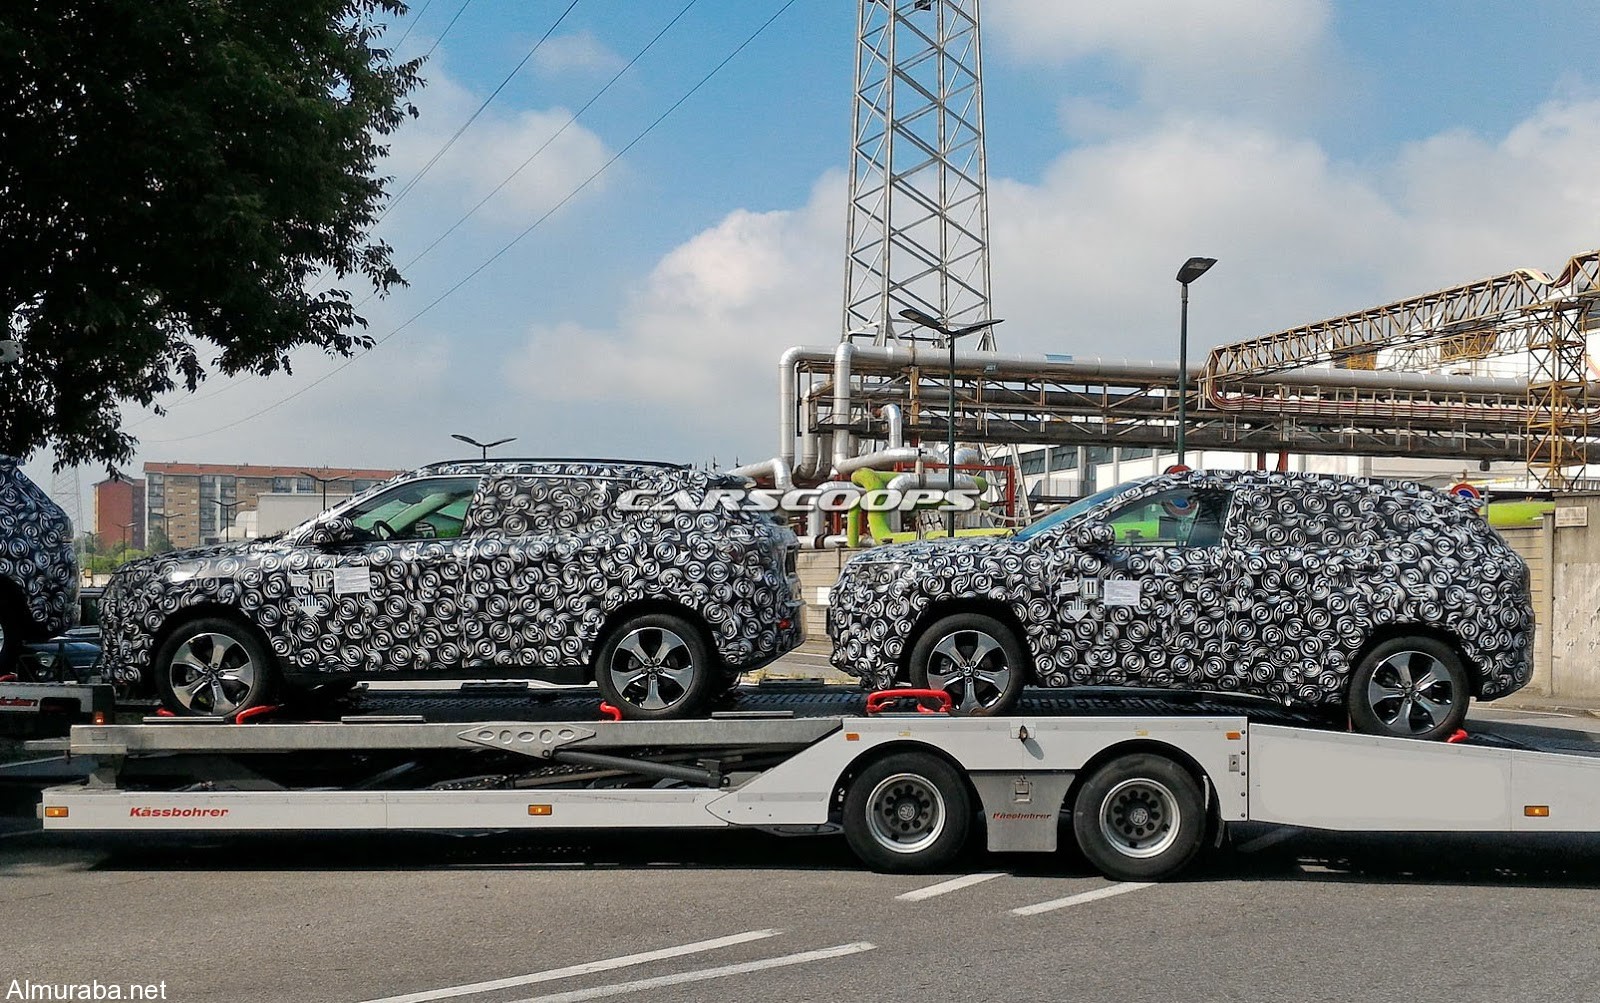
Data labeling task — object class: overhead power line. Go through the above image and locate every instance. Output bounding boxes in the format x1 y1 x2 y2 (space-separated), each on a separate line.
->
387 0 436 56
380 0 581 222
144 0 800 446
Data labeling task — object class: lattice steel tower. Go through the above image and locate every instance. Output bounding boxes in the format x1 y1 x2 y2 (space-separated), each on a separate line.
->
842 0 996 348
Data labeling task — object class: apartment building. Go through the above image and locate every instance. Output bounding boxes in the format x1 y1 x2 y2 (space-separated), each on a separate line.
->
144 463 402 549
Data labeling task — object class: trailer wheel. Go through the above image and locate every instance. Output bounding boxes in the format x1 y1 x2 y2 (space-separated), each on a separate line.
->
908 613 1027 716
1072 753 1206 881
1348 636 1470 740
594 613 717 720
843 752 971 872
154 616 277 717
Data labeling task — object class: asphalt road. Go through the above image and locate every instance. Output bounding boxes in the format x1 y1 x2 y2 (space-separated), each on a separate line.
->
4 701 1600 1003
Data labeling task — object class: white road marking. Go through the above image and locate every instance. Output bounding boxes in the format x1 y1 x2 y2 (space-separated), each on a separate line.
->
896 872 1004 901
1238 827 1301 854
1011 881 1156 916
506 942 877 1003
358 929 782 1003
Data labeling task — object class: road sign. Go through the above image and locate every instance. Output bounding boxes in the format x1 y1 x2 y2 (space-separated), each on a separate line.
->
1448 482 1481 502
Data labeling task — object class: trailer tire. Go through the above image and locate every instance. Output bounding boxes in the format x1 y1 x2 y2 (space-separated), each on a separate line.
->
843 752 970 872
1348 636 1469 741
1072 753 1206 881
594 613 717 720
908 613 1027 716
154 616 277 718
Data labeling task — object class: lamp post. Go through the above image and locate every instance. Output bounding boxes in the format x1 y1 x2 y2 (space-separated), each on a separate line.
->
898 308 1003 537
115 522 134 561
451 433 517 461
150 509 184 552
299 471 348 510
213 499 242 543
1174 256 1217 468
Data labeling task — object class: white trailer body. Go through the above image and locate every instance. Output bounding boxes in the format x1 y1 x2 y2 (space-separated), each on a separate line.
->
32 706 1600 879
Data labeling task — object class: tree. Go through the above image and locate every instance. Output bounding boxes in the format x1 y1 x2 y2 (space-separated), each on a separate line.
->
0 1 420 468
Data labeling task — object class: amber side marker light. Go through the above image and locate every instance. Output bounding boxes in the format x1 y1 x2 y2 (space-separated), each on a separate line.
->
844 733 860 742
1525 805 1551 818
528 804 553 816
92 711 108 725
43 807 68 819
1225 731 1242 741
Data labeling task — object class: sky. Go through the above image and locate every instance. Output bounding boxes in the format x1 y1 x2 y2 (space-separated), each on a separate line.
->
26 0 1600 512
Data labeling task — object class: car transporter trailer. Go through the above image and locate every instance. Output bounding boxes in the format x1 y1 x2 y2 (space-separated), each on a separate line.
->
26 685 1600 880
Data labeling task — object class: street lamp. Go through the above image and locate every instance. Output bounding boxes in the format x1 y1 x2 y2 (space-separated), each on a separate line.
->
213 499 242 543
115 522 134 560
299 470 348 510
150 509 184 551
1174 256 1218 468
898 308 1004 537
451 433 517 461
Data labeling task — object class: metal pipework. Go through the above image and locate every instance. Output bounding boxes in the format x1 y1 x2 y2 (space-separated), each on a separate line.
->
729 457 795 491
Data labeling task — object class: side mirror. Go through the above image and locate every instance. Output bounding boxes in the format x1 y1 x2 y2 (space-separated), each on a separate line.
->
302 515 361 549
1068 520 1115 553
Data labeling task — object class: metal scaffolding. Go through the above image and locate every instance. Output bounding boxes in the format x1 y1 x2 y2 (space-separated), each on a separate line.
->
842 0 995 349
1203 250 1600 488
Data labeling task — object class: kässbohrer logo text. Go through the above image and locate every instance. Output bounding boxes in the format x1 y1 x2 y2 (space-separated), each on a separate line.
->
129 807 230 818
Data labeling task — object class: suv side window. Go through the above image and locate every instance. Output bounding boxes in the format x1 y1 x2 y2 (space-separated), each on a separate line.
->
469 475 631 537
1104 488 1230 548
347 476 483 540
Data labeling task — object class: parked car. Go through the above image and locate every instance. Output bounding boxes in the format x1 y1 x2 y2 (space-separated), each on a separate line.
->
0 456 79 674
100 460 804 719
828 470 1534 739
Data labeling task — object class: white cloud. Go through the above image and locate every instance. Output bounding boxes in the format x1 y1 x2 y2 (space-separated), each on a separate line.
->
993 0 1330 68
989 0 1342 126
384 64 613 219
533 31 626 77
506 173 846 450
504 98 1600 463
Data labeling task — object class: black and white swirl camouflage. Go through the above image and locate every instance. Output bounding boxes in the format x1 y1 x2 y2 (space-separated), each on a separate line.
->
0 457 78 637
827 470 1534 707
99 461 803 688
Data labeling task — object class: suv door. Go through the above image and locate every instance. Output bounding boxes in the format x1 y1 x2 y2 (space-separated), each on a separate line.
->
1226 481 1378 702
323 475 483 674
1090 485 1234 688
459 474 629 673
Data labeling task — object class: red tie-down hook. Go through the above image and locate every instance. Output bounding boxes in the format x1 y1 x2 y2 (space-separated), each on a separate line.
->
865 689 954 715
597 702 623 722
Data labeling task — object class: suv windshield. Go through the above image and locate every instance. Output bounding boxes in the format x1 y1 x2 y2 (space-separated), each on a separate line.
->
1014 481 1140 541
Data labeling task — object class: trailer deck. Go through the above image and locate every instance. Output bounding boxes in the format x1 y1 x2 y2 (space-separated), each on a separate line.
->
29 682 1600 881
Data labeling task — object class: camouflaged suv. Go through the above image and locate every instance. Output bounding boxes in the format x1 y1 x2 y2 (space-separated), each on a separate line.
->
0 457 78 673
828 470 1533 740
101 460 803 719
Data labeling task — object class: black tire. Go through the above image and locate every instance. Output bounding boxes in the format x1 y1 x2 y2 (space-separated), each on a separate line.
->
1072 753 1207 881
0 595 25 676
154 616 278 718
908 612 1028 716
1348 636 1470 741
593 613 718 720
843 751 971 873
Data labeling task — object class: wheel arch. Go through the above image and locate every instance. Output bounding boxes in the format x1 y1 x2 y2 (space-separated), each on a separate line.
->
828 740 981 826
900 598 1037 683
1062 738 1221 840
593 598 720 679
148 602 282 682
1353 623 1478 694
0 574 41 637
